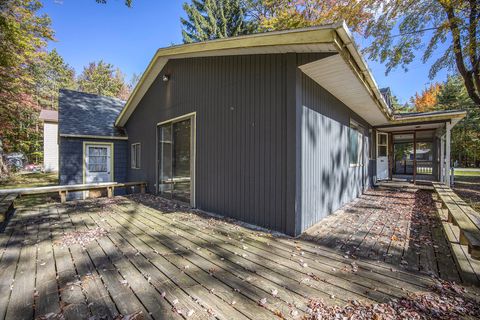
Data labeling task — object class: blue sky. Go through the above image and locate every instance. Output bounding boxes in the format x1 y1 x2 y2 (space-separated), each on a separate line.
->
41 0 451 105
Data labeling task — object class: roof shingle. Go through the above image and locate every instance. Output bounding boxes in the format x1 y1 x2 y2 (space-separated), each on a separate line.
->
59 89 126 137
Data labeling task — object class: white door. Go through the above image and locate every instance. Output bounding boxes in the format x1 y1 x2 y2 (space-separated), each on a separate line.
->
376 132 389 180
85 144 112 183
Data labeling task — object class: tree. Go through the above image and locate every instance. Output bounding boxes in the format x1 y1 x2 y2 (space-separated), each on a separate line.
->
0 0 53 101
254 0 373 33
411 83 442 112
181 0 255 43
436 75 480 166
32 49 76 110
364 0 480 106
0 0 53 162
77 61 130 100
390 94 412 113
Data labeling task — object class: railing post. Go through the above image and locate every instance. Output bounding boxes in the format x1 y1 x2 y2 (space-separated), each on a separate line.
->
446 122 452 186
440 135 445 183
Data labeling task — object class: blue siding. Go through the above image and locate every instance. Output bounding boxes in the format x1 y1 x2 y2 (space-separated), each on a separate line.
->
298 73 372 232
59 137 127 197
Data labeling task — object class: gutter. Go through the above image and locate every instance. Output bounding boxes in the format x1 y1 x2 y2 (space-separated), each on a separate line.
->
333 21 393 121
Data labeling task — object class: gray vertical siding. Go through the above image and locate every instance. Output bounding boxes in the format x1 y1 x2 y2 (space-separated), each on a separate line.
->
125 53 375 235
126 54 294 234
297 69 372 232
59 137 127 197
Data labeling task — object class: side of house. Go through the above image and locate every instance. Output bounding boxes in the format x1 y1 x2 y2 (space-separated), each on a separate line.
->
39 110 59 172
58 90 127 198
124 53 374 236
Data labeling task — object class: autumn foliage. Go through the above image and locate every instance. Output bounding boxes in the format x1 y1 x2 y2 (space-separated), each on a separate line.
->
411 83 442 112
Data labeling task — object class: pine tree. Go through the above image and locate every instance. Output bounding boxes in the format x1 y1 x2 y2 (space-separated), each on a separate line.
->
180 0 254 43
437 76 480 167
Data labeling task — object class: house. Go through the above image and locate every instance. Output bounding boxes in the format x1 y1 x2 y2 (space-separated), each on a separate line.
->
39 109 59 172
58 22 465 236
58 90 127 197
409 148 432 161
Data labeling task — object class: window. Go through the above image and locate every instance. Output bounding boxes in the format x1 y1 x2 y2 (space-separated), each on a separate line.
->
377 133 388 157
131 143 141 169
87 146 108 172
349 120 364 166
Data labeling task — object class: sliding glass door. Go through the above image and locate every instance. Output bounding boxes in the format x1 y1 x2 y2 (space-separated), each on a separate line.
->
158 115 194 204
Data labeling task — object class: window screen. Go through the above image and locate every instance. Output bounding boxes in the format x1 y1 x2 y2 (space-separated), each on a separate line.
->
131 143 141 169
88 147 108 172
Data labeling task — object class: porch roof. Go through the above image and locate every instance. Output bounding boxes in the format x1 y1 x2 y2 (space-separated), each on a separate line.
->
374 109 466 134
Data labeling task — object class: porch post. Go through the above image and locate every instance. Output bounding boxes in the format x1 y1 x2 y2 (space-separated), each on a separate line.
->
413 131 417 184
440 135 445 182
446 122 452 186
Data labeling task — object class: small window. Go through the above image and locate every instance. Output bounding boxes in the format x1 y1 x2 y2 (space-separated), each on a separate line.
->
131 143 141 169
349 120 363 167
87 146 108 172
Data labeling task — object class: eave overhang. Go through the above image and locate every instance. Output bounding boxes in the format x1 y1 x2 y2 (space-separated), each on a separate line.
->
115 22 393 127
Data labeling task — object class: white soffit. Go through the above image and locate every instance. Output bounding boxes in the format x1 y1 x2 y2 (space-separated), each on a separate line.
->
299 54 388 125
380 123 445 132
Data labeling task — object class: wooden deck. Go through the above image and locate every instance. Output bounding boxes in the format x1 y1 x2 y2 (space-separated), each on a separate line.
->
303 188 463 282
0 191 478 319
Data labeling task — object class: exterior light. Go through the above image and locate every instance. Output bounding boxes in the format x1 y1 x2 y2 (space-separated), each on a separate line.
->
162 75 170 82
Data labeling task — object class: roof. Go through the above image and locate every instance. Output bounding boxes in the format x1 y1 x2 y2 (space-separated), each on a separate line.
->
391 109 466 125
59 89 126 138
114 22 466 129
115 22 393 127
39 110 58 123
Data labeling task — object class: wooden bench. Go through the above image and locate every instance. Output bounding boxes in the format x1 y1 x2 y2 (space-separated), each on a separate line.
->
433 182 480 260
0 193 18 224
0 181 147 204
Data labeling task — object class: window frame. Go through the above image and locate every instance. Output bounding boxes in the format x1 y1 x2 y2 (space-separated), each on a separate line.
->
87 146 109 172
131 142 141 169
349 119 364 167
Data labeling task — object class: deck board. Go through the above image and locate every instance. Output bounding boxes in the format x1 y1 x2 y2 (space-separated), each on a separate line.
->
0 188 478 320
34 206 61 318
5 208 38 320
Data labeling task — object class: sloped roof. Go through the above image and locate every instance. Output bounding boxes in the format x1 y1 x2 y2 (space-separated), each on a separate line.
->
39 109 58 123
59 89 126 137
115 22 393 127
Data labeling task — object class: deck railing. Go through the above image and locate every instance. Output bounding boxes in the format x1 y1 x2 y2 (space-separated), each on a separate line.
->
394 160 433 175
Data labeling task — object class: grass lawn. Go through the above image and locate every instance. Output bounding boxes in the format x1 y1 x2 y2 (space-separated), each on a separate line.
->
0 172 59 207
453 171 480 213
0 171 58 189
454 170 480 177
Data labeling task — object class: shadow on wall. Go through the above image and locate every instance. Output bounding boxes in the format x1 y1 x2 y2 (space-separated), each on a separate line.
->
302 105 364 231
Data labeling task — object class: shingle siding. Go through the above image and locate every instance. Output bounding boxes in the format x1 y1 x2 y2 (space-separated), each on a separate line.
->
59 137 127 197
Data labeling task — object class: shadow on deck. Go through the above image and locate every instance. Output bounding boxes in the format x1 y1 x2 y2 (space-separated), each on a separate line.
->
0 191 479 319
